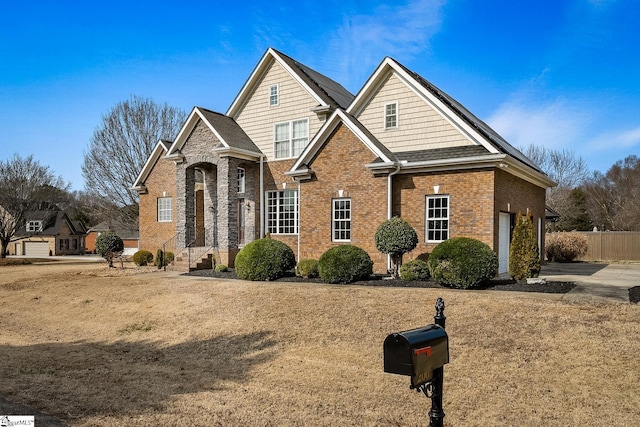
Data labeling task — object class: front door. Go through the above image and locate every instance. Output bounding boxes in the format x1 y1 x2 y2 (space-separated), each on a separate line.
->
498 212 512 275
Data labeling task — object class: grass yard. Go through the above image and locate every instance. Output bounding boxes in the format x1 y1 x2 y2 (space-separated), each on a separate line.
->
0 262 638 426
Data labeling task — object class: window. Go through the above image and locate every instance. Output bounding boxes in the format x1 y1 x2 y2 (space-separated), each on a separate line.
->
266 190 298 234
157 197 173 222
332 198 351 242
274 119 309 159
269 84 279 106
59 238 69 250
426 195 449 242
385 102 397 129
237 167 246 193
26 220 43 232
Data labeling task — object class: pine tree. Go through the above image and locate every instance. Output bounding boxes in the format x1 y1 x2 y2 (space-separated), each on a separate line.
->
508 211 541 281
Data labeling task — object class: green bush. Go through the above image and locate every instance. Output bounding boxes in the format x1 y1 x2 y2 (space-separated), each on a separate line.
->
155 249 164 269
95 231 124 267
399 259 431 281
428 237 498 289
296 259 319 278
375 217 418 278
215 264 228 272
164 251 174 265
318 245 373 284
132 250 153 266
545 232 588 262
509 211 541 280
234 238 296 281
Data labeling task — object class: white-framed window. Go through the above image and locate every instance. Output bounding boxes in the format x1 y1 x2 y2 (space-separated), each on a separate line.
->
237 167 246 193
266 190 298 234
274 119 309 159
26 220 43 232
269 84 279 106
426 195 449 242
385 102 398 129
332 198 351 242
157 197 173 222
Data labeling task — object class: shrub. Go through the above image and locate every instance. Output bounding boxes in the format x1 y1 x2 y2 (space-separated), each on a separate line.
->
318 245 373 284
545 232 588 262
234 238 296 281
155 249 164 269
509 211 541 280
215 264 228 272
296 259 319 278
132 250 153 266
164 251 174 265
428 237 498 289
95 231 124 267
375 217 418 278
399 259 431 281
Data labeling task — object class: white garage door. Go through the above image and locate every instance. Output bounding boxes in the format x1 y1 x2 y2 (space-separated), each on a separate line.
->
24 242 50 257
498 213 511 275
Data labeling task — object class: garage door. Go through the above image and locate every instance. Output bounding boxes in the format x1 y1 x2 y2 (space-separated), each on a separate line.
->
24 242 50 257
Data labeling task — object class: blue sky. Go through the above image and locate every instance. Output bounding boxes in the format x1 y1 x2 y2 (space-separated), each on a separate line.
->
1 0 639 190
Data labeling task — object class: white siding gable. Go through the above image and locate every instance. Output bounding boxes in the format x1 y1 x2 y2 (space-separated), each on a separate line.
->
235 60 325 161
356 73 473 152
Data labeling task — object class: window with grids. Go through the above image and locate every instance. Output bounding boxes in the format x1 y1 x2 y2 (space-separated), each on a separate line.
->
157 197 173 222
27 220 43 232
332 198 351 242
237 167 245 193
266 190 298 234
385 102 397 129
269 84 279 106
274 119 308 159
426 195 449 242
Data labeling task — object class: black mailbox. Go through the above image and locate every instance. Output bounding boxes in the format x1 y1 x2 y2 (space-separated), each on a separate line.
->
383 324 449 387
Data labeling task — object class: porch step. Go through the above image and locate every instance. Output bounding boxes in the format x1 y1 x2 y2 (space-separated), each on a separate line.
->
169 247 218 272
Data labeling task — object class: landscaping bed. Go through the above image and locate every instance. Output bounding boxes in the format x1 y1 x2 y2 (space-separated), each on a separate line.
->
187 269 576 294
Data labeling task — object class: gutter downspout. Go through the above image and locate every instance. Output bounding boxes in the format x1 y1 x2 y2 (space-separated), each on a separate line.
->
292 177 301 263
260 155 265 238
387 163 401 272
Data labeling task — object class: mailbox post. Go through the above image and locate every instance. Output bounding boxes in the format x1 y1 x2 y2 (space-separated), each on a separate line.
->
383 297 448 427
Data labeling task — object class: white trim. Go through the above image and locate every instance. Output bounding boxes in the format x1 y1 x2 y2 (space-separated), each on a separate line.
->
157 197 173 222
132 139 171 190
273 118 309 160
384 101 398 129
265 189 299 235
332 198 352 242
269 83 279 106
425 194 450 243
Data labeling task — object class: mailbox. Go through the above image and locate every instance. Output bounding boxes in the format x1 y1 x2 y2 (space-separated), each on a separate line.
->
383 324 449 387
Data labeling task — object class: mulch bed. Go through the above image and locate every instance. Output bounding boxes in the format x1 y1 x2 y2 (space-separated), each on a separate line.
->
187 269 576 294
629 286 640 304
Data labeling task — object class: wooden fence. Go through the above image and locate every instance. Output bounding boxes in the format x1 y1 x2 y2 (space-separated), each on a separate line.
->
573 232 640 261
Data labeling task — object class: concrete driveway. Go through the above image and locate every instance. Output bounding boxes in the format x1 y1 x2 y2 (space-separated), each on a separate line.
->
540 262 640 303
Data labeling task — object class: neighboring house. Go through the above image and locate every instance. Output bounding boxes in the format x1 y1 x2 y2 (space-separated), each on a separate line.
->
133 48 555 274
86 219 140 255
9 211 87 256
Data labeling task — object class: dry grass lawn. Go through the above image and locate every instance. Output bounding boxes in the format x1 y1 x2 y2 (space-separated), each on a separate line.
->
0 261 638 426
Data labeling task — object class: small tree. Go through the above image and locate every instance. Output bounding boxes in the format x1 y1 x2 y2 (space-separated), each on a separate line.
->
374 217 418 278
509 211 541 280
95 231 124 267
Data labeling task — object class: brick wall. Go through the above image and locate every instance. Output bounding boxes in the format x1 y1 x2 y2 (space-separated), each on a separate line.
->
139 155 176 252
298 124 389 272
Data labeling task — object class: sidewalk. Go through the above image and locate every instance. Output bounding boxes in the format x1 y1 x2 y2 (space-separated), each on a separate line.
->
539 262 640 303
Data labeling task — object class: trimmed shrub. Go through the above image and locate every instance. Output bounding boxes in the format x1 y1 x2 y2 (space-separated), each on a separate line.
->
428 237 498 289
375 217 418 278
95 231 124 267
164 251 174 265
215 264 228 272
545 232 588 262
318 245 373 284
132 250 153 266
296 259 319 278
155 250 175 268
509 211 541 280
399 259 430 281
234 238 296 281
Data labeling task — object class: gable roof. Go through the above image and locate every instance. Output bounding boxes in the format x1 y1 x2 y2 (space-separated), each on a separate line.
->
227 48 354 117
347 57 555 188
287 109 396 179
88 219 139 240
132 139 172 192
15 210 86 237
165 107 263 163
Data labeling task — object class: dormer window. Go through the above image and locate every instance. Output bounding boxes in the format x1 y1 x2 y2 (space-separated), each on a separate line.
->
27 220 43 232
269 84 279 106
385 102 398 129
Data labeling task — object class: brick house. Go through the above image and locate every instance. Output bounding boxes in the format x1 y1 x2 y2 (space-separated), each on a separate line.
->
133 48 554 274
9 210 87 256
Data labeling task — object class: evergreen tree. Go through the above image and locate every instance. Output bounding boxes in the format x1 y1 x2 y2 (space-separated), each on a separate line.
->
508 211 541 281
557 188 593 231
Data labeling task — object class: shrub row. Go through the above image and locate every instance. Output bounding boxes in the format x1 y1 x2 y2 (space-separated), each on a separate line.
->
132 249 174 267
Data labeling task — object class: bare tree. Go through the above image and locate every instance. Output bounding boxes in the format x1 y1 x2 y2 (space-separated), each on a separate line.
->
583 155 640 231
82 96 186 224
0 154 69 257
